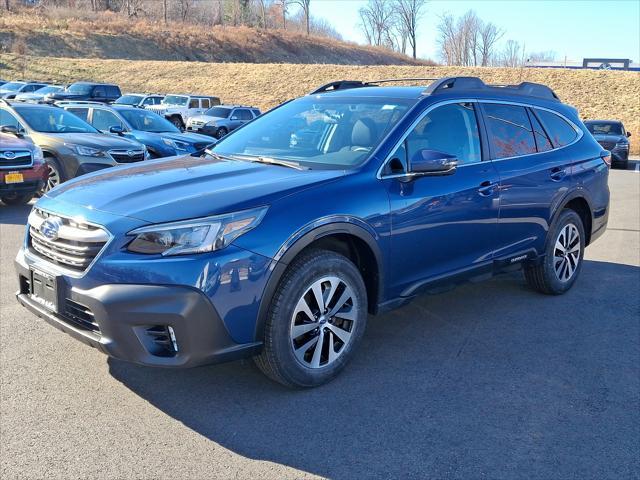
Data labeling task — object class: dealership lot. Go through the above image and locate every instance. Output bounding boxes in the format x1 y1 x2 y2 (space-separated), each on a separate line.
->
0 161 638 479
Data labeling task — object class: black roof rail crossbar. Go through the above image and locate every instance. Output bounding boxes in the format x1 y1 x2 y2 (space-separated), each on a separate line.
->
423 76 560 101
310 78 441 95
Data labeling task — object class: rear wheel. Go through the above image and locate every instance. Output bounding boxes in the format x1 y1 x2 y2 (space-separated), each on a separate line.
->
1 192 34 205
255 250 368 388
524 209 585 295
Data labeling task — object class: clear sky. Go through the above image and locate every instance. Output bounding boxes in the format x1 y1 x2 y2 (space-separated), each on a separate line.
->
308 0 640 62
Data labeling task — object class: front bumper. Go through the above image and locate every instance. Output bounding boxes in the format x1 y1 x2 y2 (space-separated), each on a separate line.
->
188 125 218 138
0 163 47 196
15 259 261 367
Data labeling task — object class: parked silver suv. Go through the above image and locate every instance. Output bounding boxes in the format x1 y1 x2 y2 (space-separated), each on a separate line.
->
146 94 221 130
186 105 261 139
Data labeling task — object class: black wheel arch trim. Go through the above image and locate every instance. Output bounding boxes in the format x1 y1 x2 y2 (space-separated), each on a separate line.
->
253 217 385 343
549 187 595 244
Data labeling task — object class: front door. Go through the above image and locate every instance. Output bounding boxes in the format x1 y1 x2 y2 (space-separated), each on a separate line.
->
383 101 500 298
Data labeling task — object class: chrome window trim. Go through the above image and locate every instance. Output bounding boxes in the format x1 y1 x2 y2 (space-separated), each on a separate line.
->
377 98 584 179
24 207 114 279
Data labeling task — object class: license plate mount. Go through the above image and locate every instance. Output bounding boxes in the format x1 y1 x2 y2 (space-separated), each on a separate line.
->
29 268 59 313
4 172 24 184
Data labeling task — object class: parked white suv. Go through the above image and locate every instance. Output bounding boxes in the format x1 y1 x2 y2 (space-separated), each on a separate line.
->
146 94 221 130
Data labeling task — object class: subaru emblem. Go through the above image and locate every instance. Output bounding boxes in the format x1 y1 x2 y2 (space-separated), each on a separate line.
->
3 151 15 159
127 150 135 157
39 217 63 241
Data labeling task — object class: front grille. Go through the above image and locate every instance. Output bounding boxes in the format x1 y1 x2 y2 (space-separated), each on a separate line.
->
0 149 32 168
27 207 110 272
63 299 100 333
109 149 145 164
598 140 616 151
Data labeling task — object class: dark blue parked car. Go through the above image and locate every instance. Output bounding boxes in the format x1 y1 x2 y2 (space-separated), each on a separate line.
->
15 77 610 387
60 103 215 157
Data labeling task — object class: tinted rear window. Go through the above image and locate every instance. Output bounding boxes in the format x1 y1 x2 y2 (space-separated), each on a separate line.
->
536 110 577 147
484 103 536 159
528 109 553 152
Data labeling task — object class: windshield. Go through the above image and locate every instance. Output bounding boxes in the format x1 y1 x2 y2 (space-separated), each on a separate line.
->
33 85 63 94
212 96 412 169
115 94 143 105
119 109 179 133
15 106 99 133
163 95 189 106
1 82 26 92
205 107 231 118
66 83 93 94
586 122 623 136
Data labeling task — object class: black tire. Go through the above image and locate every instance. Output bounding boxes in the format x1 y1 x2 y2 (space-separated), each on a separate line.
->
1 192 34 205
169 116 184 130
215 127 228 139
524 209 585 295
39 157 65 196
255 249 368 388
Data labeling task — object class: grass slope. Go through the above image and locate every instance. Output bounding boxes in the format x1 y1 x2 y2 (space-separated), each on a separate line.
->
1 55 638 153
0 13 425 66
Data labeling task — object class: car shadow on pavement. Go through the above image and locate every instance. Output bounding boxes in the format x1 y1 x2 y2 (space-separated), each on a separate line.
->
0 203 33 225
108 259 639 479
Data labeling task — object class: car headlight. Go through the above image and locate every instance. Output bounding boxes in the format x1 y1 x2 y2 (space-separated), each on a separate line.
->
205 121 218 127
615 142 629 149
162 138 190 151
33 145 44 162
127 207 268 256
64 143 105 157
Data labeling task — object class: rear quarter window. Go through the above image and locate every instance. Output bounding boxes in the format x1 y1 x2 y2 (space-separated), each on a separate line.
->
107 85 121 97
536 109 578 147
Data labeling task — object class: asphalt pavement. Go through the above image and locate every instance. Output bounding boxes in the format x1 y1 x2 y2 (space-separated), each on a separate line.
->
1 161 638 479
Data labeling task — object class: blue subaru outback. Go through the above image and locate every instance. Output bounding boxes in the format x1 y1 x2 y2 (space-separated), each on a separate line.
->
15 77 610 387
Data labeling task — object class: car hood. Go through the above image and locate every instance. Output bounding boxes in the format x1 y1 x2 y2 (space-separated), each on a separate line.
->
189 115 221 123
0 133 33 149
45 155 344 223
132 130 214 144
42 132 143 149
592 134 626 143
14 92 43 100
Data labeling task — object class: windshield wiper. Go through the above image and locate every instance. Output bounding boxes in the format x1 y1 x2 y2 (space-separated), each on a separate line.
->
227 154 308 170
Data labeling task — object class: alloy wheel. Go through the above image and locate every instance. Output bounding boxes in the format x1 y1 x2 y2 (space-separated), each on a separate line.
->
553 223 580 282
42 163 60 194
290 276 358 369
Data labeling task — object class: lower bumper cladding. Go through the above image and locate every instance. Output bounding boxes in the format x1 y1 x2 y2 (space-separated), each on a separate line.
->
15 261 261 367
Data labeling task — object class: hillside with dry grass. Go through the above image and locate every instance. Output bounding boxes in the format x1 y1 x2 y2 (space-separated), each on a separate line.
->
1 54 637 153
0 12 425 65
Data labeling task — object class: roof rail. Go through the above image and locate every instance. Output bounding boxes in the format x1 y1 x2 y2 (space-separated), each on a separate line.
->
309 78 439 95
423 76 560 101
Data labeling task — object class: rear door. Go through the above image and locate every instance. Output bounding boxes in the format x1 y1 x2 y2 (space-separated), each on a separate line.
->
482 102 576 259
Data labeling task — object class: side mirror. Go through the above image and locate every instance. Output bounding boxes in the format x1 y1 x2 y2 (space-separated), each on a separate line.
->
410 149 458 176
109 125 124 135
626 131 632 138
0 125 23 137
230 116 239 121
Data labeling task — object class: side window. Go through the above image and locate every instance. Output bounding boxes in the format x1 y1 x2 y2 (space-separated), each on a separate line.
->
0 109 21 129
404 102 482 166
528 109 553 152
66 107 89 123
483 103 536 158
189 99 199 109
92 109 122 131
536 109 577 147
142 97 154 105
107 86 120 97
252 109 261 117
201 98 211 109
236 109 253 121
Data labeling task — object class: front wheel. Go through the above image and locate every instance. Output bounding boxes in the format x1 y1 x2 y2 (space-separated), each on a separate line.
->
169 116 184 130
524 209 585 295
215 127 228 139
38 158 64 196
255 249 368 388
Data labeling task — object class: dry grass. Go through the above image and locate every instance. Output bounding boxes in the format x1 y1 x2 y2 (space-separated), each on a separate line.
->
0 11 427 65
1 54 638 153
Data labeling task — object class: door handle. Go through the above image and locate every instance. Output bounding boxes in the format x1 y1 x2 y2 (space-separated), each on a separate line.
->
550 167 566 181
478 180 497 197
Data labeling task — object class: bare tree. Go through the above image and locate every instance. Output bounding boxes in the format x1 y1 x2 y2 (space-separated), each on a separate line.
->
527 50 557 63
437 10 502 66
275 0 288 29
394 0 426 59
291 0 310 35
501 39 522 67
478 20 503 66
359 0 394 47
